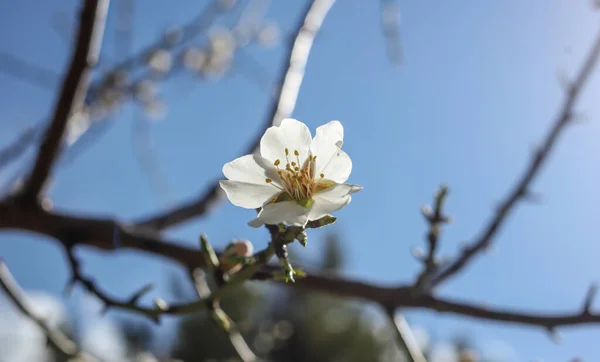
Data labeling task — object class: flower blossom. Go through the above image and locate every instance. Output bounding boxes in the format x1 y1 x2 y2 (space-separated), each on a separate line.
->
219 118 362 227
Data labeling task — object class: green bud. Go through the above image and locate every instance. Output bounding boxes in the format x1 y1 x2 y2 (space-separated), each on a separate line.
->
296 231 308 247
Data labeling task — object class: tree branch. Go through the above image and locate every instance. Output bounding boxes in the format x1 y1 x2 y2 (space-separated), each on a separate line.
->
134 0 337 230
431 26 600 286
18 0 109 204
3 200 600 331
0 259 97 361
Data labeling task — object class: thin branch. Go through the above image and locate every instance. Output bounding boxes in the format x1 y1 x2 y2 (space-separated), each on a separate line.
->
191 270 257 362
18 0 110 204
432 26 600 286
63 243 207 322
414 185 451 290
385 308 427 362
0 51 60 90
0 259 97 361
114 0 135 60
379 0 403 65
0 126 38 171
134 0 337 230
413 293 600 329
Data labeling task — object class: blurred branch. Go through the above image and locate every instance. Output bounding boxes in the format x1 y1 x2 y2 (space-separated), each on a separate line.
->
385 309 426 362
191 269 257 362
17 0 109 204
414 185 451 291
431 24 600 287
380 0 403 64
63 243 211 321
0 126 38 171
114 0 135 60
134 0 337 230
0 260 97 361
0 51 59 90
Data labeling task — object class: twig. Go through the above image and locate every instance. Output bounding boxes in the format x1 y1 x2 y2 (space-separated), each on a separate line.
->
0 126 38 171
63 243 203 322
0 51 60 90
134 0 337 230
191 269 257 362
18 0 109 204
0 259 97 361
414 185 451 290
385 308 427 362
431 25 600 286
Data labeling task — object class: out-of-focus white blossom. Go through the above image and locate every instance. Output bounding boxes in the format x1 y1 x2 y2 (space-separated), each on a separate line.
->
257 22 280 48
147 49 172 74
182 48 208 72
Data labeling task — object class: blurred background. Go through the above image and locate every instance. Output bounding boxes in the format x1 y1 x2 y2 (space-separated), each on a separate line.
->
1 0 600 361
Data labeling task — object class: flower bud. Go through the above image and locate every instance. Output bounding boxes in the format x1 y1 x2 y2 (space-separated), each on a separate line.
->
219 240 254 273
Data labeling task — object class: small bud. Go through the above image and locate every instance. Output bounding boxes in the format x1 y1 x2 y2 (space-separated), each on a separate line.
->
154 297 168 311
296 231 308 247
420 205 433 219
220 240 254 274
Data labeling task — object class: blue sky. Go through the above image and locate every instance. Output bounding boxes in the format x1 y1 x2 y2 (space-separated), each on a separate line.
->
1 0 600 360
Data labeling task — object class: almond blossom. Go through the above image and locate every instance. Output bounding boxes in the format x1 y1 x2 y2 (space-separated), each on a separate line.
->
219 118 362 228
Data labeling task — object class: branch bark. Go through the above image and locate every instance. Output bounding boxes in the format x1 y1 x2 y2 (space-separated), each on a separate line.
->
134 0 337 230
2 200 600 330
0 260 97 361
18 0 109 204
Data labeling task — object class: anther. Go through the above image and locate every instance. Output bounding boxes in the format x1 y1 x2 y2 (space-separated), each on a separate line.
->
320 173 324 179
285 148 289 156
294 150 299 156
265 178 272 183
274 159 281 166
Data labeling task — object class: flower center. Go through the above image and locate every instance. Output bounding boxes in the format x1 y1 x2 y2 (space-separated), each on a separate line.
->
265 148 333 207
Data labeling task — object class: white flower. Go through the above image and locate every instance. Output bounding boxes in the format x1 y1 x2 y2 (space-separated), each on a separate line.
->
219 118 362 228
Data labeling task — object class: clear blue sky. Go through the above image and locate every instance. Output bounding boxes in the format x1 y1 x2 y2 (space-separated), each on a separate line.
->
1 0 600 360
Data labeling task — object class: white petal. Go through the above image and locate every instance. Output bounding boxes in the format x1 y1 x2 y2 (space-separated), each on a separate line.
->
223 153 282 186
260 118 312 165
248 201 310 228
319 148 352 184
310 120 344 175
308 182 361 220
309 195 351 220
219 180 280 209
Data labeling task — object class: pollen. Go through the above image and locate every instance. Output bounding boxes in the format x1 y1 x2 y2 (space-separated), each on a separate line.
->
269 148 330 204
